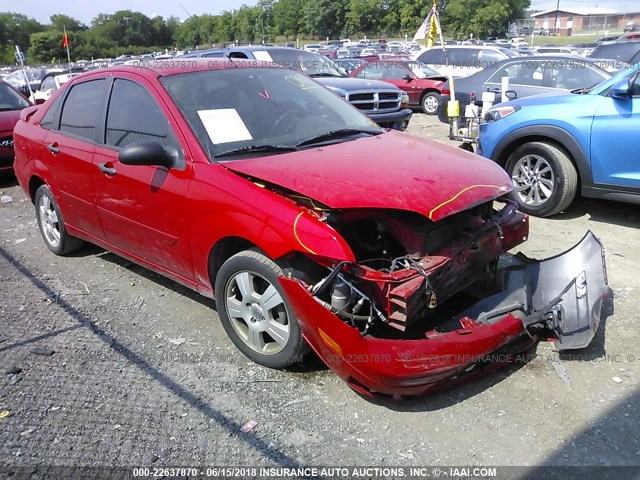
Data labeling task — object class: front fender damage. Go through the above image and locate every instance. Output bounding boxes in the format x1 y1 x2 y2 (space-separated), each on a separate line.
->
280 230 608 399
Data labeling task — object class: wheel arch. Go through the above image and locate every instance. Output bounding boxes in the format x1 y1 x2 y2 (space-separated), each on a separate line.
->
207 236 258 290
28 175 45 203
490 125 593 189
419 88 442 100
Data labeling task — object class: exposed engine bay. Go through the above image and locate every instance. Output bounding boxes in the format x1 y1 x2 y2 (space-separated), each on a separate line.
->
288 199 528 335
285 198 607 351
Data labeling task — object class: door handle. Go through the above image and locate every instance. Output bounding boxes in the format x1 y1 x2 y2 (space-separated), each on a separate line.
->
98 163 117 176
48 143 60 154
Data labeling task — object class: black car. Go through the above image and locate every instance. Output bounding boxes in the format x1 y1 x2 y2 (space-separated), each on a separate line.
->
437 55 611 123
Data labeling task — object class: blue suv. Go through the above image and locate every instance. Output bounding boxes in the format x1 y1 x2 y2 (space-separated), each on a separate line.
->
478 65 640 217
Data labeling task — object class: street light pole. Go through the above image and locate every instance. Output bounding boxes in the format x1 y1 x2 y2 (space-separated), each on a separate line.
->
554 0 560 35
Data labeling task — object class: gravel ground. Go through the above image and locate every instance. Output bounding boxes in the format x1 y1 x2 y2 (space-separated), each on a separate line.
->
1 113 639 478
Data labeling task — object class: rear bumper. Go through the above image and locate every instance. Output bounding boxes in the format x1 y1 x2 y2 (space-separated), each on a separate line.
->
281 231 608 399
367 108 413 131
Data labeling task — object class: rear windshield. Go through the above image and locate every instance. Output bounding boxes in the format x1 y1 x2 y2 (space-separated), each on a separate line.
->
589 42 640 61
0 82 30 110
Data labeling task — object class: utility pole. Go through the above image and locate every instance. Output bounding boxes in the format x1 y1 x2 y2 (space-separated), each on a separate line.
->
554 0 560 35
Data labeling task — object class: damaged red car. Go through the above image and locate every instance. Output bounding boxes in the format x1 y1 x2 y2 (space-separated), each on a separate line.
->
12 60 609 399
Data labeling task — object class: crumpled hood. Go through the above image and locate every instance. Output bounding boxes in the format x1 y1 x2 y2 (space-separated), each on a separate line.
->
223 131 513 221
314 76 401 94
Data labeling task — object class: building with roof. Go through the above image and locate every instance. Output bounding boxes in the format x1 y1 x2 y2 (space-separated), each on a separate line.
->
531 6 640 36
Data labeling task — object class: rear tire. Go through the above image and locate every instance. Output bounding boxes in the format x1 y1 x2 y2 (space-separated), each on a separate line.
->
215 249 307 369
34 185 84 255
506 141 578 217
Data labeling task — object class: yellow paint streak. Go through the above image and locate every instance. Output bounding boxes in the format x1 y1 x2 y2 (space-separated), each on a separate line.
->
428 184 507 219
293 211 318 255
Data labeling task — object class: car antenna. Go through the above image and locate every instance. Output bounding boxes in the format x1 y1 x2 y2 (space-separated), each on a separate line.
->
224 53 239 68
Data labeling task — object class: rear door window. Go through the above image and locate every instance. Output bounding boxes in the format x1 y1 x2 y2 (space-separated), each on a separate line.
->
59 79 107 142
418 49 446 66
448 49 478 67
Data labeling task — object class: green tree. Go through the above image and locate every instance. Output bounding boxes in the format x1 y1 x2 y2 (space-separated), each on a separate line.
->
304 0 348 39
50 14 87 32
91 10 156 47
272 0 303 38
29 30 69 63
0 12 45 62
442 0 530 39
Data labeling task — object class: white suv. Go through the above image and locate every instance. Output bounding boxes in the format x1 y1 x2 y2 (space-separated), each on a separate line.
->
412 45 519 78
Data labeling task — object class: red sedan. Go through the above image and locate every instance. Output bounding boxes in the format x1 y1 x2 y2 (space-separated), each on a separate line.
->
12 60 607 399
0 79 31 174
350 60 447 114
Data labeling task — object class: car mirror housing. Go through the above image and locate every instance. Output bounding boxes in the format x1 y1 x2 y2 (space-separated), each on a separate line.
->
611 78 631 99
402 74 413 81
118 142 183 170
505 90 518 100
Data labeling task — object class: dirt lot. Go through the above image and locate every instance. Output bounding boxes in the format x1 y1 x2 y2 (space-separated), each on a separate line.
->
1 113 639 477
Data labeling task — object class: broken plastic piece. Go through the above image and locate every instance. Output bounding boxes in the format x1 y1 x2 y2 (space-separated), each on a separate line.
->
240 419 258 433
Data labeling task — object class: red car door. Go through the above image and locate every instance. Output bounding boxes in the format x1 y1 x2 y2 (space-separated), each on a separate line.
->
44 78 108 240
92 76 195 283
383 64 423 105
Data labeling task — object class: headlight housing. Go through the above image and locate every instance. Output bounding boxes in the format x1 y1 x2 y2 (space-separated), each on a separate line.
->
400 92 410 109
484 105 521 122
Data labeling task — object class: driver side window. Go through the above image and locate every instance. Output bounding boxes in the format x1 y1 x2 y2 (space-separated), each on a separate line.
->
105 79 180 150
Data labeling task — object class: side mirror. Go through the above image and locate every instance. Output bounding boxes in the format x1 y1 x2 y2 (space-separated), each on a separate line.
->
119 142 182 170
505 90 518 100
402 74 413 81
611 78 631 99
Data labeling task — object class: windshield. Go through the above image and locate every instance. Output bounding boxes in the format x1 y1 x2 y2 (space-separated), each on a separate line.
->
160 67 382 160
0 82 30 110
407 61 442 78
252 49 344 77
4 68 43 86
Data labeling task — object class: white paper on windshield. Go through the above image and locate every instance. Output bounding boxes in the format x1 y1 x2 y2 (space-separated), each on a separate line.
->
253 51 273 62
197 109 252 144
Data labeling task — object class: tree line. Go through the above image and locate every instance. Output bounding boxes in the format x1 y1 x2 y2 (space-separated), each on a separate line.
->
0 0 529 64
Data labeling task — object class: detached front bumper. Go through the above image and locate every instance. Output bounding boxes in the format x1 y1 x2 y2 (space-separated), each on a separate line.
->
280 231 608 399
368 108 413 131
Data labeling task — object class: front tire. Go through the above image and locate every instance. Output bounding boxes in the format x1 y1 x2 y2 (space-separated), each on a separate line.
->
506 141 578 217
215 250 307 369
34 185 84 255
421 91 441 115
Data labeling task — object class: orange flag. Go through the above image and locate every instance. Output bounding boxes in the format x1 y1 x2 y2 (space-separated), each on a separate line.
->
62 32 70 48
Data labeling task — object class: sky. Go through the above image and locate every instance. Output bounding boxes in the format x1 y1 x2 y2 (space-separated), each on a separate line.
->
1 0 640 25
